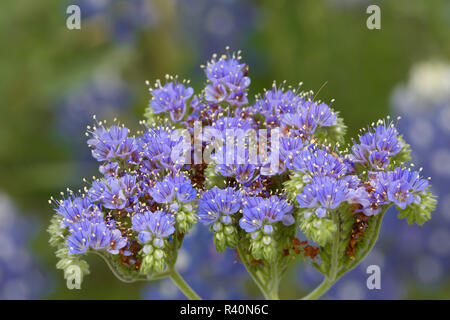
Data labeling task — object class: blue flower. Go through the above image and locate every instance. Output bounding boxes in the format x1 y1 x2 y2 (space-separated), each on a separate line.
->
344 167 429 215
368 151 390 170
91 174 138 212
389 167 428 193
236 164 256 184
208 116 255 135
280 136 304 166
215 163 257 184
374 124 403 155
132 210 175 246
150 178 176 204
198 187 242 226
251 86 300 123
176 183 197 202
120 174 138 198
371 167 428 210
306 101 337 127
102 177 129 210
138 127 184 169
281 100 337 138
350 123 403 169
387 181 415 209
55 196 103 229
239 195 294 233
149 173 196 205
204 55 250 107
183 97 225 127
88 180 107 202
89 222 113 250
149 81 194 122
282 111 318 138
296 176 351 217
108 229 128 254
67 232 90 255
87 125 138 162
289 145 347 180
99 162 119 177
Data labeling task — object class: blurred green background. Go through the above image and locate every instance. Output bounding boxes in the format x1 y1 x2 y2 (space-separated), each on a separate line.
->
1 0 449 299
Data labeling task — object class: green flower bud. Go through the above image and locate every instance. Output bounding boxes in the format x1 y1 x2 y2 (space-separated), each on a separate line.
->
249 232 276 262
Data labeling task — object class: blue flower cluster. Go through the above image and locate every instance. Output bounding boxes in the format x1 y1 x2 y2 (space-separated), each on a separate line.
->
291 120 429 220
315 60 450 300
52 120 199 274
50 50 436 299
349 123 403 170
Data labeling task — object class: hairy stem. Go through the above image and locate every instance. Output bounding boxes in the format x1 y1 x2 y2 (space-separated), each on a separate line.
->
169 268 202 300
302 277 335 300
267 263 280 300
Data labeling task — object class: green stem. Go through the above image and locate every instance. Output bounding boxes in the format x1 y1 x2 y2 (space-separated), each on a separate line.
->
302 277 335 300
169 268 202 300
94 251 148 283
267 264 280 300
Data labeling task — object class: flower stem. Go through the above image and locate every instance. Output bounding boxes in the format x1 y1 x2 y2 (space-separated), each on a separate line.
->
169 269 202 300
302 277 335 300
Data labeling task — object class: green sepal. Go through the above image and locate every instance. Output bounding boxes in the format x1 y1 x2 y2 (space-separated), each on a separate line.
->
175 204 198 234
248 231 276 262
212 221 238 252
140 245 166 274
